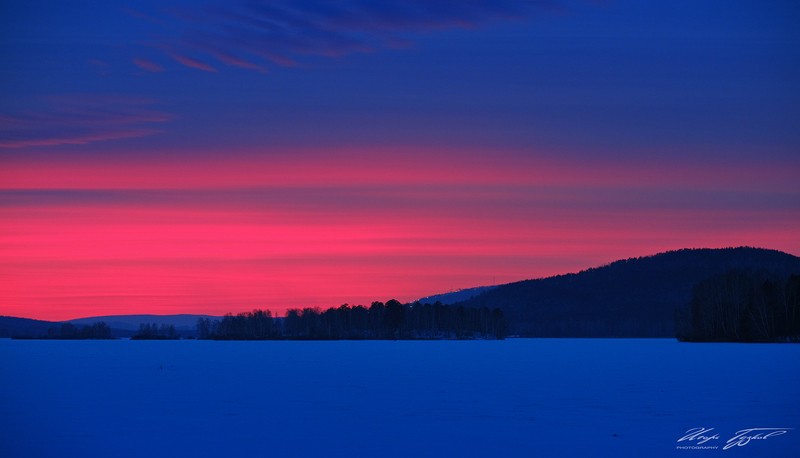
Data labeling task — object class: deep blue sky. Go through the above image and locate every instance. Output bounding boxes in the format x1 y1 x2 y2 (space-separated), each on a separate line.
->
3 0 798 159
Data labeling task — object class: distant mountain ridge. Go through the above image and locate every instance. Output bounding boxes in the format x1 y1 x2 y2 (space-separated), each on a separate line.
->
0 314 219 338
69 314 220 332
5 248 799 339
449 247 800 337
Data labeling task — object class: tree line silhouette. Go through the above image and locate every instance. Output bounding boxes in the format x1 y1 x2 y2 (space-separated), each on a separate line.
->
37 322 113 339
676 270 800 342
131 323 180 340
197 300 506 340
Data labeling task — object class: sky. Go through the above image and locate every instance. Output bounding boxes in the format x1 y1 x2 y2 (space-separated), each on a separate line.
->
1 0 799 321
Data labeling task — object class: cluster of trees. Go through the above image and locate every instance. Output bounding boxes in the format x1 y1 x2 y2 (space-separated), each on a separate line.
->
198 300 506 340
197 310 278 340
44 322 113 339
132 323 179 340
676 271 800 342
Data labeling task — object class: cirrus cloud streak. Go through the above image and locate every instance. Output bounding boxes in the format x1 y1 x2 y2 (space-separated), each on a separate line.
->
0 95 172 149
131 0 562 72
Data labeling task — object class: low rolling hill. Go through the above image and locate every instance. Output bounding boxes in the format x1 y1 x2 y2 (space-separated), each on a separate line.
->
0 314 218 338
69 314 219 333
0 316 60 338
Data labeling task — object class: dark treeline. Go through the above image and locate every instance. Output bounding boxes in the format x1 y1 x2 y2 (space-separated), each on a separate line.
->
23 322 113 339
131 323 179 340
198 300 506 340
676 271 800 342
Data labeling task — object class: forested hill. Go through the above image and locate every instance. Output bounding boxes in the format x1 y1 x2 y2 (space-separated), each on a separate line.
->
453 247 800 337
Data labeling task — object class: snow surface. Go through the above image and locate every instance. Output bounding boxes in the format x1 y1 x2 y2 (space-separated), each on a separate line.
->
1 339 798 457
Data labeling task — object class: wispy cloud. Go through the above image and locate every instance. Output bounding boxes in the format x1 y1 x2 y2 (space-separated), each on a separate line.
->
133 0 562 72
0 95 172 149
168 53 218 72
133 58 165 72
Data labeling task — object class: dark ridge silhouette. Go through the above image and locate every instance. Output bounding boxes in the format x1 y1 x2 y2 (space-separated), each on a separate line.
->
453 247 800 337
0 316 59 338
5 247 798 341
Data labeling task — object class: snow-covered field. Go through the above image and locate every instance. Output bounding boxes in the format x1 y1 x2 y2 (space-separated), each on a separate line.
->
1 339 797 457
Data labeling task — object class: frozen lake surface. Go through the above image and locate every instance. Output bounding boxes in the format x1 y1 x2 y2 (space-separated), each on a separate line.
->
1 339 798 457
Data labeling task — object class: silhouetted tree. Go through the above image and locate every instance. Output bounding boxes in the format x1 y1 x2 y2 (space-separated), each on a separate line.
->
384 299 404 339
284 309 302 338
369 301 385 337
